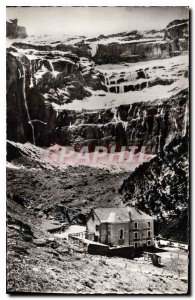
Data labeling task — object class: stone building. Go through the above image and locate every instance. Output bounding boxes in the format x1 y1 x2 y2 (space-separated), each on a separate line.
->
86 207 154 247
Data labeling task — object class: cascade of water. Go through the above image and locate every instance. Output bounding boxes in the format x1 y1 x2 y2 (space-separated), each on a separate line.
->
128 71 137 82
130 128 135 141
158 133 161 153
183 104 189 136
112 108 121 122
22 66 36 145
18 68 22 79
157 107 165 152
122 121 128 131
119 84 124 93
49 60 54 72
142 110 147 126
29 62 34 88
128 104 132 114
136 108 141 120
174 118 178 129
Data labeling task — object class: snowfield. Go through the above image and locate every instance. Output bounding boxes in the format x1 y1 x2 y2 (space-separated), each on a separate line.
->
51 55 188 111
52 76 188 111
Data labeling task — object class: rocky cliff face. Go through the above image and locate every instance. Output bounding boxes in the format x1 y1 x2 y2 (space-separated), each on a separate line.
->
6 45 106 144
119 134 189 243
6 19 27 39
47 89 188 154
6 19 189 242
93 19 189 64
6 38 188 148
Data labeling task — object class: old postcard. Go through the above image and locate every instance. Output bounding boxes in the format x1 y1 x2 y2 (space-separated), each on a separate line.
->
6 6 189 294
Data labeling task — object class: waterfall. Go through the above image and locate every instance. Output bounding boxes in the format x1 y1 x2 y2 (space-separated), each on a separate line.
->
122 122 128 131
174 118 178 129
128 105 132 114
22 66 36 145
119 85 124 93
142 110 147 126
130 128 135 141
29 63 34 88
136 108 141 120
48 60 54 72
182 104 189 136
158 132 161 153
18 68 22 79
157 107 165 152
128 71 137 82
112 108 121 122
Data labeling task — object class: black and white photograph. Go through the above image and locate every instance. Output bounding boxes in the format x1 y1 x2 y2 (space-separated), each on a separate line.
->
6 6 189 294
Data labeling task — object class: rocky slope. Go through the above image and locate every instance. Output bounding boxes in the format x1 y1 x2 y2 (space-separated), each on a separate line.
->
7 200 188 293
120 133 189 243
6 18 189 293
7 160 188 293
6 18 189 240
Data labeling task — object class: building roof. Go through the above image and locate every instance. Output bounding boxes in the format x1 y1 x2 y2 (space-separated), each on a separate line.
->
93 207 153 223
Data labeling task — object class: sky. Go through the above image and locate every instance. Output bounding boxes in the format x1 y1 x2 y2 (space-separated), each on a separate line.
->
6 6 189 37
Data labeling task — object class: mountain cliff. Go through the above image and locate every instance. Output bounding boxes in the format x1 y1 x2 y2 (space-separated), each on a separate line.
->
119 134 189 242
6 19 189 241
93 19 189 64
6 19 28 39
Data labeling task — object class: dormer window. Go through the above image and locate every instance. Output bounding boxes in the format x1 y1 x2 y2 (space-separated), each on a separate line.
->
134 222 138 229
96 225 100 231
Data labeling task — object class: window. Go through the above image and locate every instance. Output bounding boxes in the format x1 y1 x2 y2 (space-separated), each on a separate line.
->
96 225 100 231
134 232 138 239
134 222 138 229
148 222 151 228
134 242 138 248
147 240 151 246
148 231 151 238
108 224 111 236
119 229 124 240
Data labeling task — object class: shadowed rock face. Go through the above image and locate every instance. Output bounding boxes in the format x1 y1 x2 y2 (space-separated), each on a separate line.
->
6 52 56 144
6 53 31 143
6 17 189 245
165 19 189 55
93 20 189 64
6 19 27 39
94 41 170 64
6 49 106 144
119 134 189 243
42 89 188 154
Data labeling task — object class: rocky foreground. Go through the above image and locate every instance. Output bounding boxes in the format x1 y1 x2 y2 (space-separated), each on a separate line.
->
6 18 189 293
7 163 188 294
